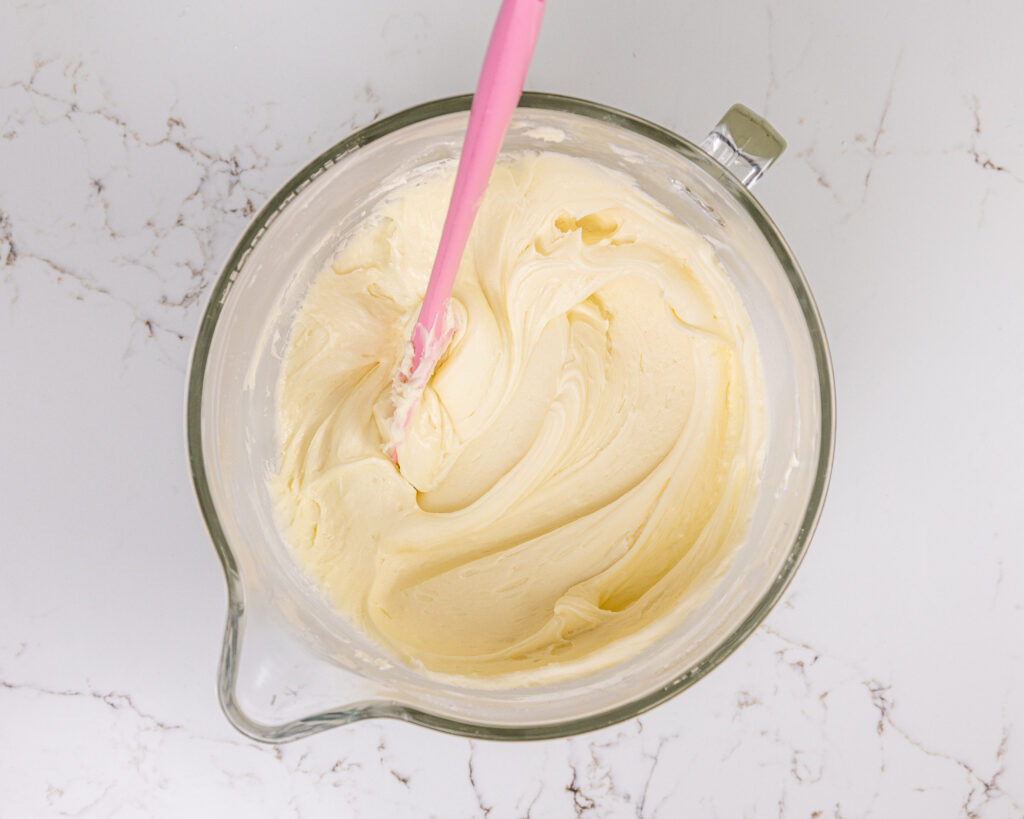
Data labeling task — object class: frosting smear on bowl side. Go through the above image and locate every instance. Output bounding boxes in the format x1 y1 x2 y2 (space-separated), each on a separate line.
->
271 152 765 686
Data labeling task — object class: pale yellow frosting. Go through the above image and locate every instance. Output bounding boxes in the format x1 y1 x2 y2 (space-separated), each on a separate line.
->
271 152 764 686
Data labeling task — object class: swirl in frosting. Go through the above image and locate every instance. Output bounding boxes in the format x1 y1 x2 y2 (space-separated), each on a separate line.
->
272 152 764 685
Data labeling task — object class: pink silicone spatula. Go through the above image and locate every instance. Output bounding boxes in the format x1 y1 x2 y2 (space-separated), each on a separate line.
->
387 0 546 464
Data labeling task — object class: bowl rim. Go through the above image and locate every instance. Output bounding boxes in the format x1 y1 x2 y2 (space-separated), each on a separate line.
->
186 91 836 742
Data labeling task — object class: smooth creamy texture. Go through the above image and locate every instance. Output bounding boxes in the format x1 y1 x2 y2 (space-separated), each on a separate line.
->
272 152 765 685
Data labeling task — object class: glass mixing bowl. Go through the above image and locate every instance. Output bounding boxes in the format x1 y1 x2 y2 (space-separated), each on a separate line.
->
186 93 834 742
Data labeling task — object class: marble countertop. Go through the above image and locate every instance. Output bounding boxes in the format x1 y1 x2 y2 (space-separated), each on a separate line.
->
3 0 1023 815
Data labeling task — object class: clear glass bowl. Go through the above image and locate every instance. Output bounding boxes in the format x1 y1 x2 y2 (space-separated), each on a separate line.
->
186 93 835 742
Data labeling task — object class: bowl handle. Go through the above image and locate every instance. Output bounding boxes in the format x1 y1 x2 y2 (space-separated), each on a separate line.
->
700 104 786 188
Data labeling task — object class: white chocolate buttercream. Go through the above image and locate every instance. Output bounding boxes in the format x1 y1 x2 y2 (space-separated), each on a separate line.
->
271 152 764 685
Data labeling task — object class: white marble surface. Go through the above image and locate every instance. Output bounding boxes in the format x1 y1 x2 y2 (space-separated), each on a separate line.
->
2 0 1023 815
